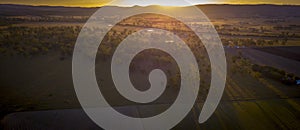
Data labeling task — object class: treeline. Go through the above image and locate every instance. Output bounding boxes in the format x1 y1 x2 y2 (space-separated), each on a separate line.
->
0 26 81 57
221 38 288 47
0 16 89 25
0 25 296 58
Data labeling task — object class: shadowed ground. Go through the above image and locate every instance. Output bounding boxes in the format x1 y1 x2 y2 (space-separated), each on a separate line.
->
1 47 300 129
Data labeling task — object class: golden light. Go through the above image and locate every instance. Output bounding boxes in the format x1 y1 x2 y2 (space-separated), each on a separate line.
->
107 0 201 7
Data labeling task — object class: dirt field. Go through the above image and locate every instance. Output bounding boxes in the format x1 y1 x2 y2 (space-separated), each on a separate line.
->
256 46 300 61
1 47 300 129
228 47 300 77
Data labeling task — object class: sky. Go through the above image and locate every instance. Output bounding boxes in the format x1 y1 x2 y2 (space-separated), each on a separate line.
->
0 0 299 7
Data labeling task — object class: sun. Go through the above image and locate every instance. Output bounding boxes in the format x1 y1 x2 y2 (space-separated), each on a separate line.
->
107 0 203 7
84 0 112 7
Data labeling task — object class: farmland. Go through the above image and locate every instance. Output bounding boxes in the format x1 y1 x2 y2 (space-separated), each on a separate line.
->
0 4 300 129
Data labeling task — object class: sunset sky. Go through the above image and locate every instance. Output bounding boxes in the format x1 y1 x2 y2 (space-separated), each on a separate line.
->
0 0 299 7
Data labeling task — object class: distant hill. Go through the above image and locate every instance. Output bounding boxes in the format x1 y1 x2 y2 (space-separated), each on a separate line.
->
0 4 97 16
0 4 299 18
197 4 300 18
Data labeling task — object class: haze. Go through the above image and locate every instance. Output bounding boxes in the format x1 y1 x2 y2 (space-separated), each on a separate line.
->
0 0 299 7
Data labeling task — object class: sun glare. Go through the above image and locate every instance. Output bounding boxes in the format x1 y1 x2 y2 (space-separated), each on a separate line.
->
107 0 202 7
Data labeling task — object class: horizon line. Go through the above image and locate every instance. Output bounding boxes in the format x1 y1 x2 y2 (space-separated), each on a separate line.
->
0 3 300 8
